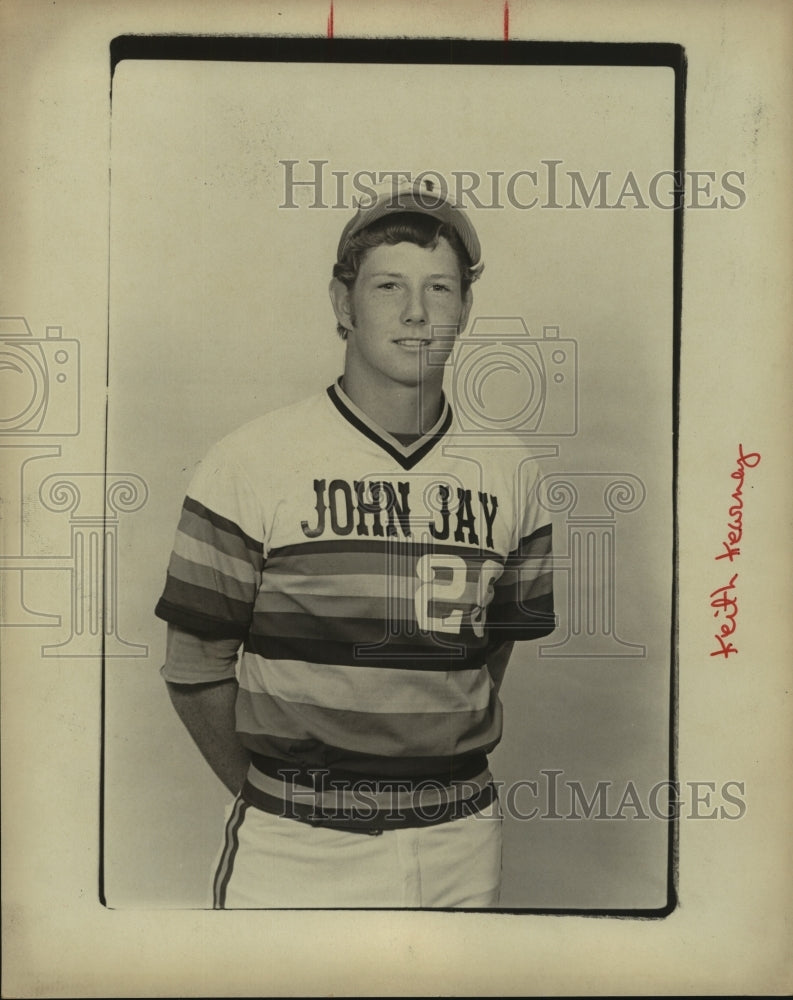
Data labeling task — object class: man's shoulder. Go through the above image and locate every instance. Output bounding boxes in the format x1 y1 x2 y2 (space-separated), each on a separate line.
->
212 387 331 457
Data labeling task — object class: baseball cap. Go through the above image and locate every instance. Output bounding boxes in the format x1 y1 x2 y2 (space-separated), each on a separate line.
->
336 176 482 269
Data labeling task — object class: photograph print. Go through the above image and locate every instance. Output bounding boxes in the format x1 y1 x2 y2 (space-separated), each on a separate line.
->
103 37 680 912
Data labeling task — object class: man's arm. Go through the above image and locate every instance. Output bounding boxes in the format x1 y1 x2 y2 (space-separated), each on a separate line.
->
166 678 251 795
486 640 515 695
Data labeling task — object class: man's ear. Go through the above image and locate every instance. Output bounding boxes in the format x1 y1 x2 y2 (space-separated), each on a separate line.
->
329 278 354 332
459 287 473 333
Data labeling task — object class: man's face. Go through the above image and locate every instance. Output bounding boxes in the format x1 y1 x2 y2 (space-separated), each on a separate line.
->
332 238 472 391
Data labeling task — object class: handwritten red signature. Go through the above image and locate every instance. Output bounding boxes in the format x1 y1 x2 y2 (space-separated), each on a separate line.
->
710 444 761 658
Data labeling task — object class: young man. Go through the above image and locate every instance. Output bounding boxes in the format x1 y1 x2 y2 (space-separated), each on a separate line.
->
155 177 556 909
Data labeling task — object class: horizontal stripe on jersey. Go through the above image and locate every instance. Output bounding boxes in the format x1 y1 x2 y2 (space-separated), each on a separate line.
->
265 537 501 564
244 636 493 672
248 750 489 785
240 657 492 714
249 759 492 807
236 682 499 760
180 496 264 564
171 535 257 597
155 585 252 640
239 740 492 783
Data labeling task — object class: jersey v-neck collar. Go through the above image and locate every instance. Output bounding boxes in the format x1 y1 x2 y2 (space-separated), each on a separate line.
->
326 379 453 471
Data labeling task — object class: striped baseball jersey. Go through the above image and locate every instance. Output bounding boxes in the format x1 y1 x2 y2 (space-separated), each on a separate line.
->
156 380 555 829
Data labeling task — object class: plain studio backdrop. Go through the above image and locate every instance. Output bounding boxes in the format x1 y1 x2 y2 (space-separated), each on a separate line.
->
105 55 674 909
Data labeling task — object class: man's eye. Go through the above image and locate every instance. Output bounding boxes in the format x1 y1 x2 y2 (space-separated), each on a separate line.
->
430 283 451 292
378 282 398 290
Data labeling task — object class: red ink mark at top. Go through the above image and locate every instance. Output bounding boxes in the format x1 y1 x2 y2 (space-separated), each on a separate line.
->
714 443 761 563
327 1 334 39
504 1 510 42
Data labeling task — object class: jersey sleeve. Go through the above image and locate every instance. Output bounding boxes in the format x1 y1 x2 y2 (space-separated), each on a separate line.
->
160 623 241 685
154 442 265 641
488 458 555 641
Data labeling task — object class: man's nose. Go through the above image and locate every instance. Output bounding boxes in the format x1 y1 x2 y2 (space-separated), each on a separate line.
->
401 289 427 325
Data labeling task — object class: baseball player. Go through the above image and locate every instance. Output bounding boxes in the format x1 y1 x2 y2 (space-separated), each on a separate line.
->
155 177 556 908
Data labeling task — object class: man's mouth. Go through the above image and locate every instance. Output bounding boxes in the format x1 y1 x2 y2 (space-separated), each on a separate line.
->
394 338 431 348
